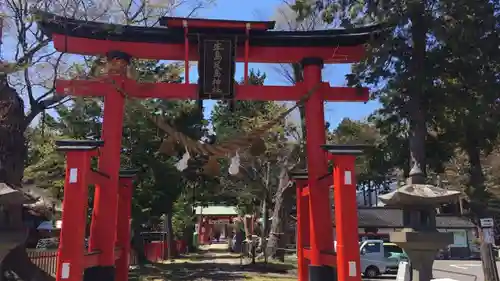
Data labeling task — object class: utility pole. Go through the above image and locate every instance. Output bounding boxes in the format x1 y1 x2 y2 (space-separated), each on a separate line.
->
0 16 3 56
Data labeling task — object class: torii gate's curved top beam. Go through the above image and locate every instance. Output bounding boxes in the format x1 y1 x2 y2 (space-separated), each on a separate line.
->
34 11 384 63
160 16 276 30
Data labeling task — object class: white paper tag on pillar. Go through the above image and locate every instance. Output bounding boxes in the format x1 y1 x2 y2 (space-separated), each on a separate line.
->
69 168 78 183
348 261 357 277
61 263 70 279
344 171 352 185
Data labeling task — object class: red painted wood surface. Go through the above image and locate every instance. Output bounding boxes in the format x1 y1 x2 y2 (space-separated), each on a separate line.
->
52 34 365 64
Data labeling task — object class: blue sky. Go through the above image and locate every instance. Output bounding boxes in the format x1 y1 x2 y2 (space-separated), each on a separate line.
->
174 0 381 127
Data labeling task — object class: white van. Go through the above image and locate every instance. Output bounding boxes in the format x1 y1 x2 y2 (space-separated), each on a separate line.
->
359 240 409 278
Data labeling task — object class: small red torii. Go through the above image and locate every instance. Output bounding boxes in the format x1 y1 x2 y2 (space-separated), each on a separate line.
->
36 11 383 281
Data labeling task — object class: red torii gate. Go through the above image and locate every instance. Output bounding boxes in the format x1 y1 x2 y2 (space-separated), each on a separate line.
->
292 145 368 281
36 11 381 281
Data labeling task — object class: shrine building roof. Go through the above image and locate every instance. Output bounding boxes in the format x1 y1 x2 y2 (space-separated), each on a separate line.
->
194 206 238 216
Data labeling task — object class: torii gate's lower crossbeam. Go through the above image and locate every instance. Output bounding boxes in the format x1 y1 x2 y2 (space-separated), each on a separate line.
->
57 78 368 102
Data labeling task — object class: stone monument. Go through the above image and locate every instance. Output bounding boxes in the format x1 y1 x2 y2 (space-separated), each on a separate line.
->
379 166 461 281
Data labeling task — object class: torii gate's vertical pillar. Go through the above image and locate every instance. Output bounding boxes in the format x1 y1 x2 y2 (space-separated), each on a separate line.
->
115 169 137 281
302 58 335 281
88 51 129 280
323 145 366 281
290 172 310 281
55 140 103 281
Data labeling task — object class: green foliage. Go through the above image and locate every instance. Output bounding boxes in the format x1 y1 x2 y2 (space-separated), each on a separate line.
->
210 69 299 214
124 97 197 225
24 128 66 198
428 0 500 150
212 70 273 139
172 193 194 239
122 61 209 226
46 97 103 139
426 2 500 212
328 118 393 186
292 1 500 203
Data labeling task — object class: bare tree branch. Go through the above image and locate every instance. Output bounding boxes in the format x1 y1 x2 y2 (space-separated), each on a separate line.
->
16 38 51 65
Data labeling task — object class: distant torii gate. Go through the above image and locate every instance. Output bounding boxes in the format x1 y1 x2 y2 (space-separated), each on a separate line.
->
37 11 381 281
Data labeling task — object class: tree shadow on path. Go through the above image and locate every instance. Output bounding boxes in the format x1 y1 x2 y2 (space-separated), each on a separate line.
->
129 261 297 281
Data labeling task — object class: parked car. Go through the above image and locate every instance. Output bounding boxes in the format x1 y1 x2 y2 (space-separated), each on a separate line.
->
359 240 410 278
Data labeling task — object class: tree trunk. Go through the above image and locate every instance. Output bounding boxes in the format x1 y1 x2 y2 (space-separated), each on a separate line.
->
464 131 500 281
465 132 487 200
182 203 195 253
408 1 428 178
278 186 294 261
479 239 499 281
0 79 26 187
182 224 193 253
261 195 270 263
0 78 55 281
258 162 271 263
164 213 177 260
266 163 290 261
131 224 148 265
368 182 373 206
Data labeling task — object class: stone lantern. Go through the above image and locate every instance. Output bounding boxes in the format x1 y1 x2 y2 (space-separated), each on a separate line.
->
378 166 460 281
0 183 36 268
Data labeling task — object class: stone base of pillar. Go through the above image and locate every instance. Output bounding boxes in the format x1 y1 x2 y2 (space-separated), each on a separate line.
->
390 231 453 281
84 266 115 281
308 264 337 281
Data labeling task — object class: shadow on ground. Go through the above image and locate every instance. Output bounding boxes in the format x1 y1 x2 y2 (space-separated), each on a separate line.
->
198 246 230 254
180 250 241 261
129 262 297 281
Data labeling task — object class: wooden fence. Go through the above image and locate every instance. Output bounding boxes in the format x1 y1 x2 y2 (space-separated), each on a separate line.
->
27 249 138 277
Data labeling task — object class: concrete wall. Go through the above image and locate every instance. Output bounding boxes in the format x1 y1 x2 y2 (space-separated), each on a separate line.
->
438 228 478 256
